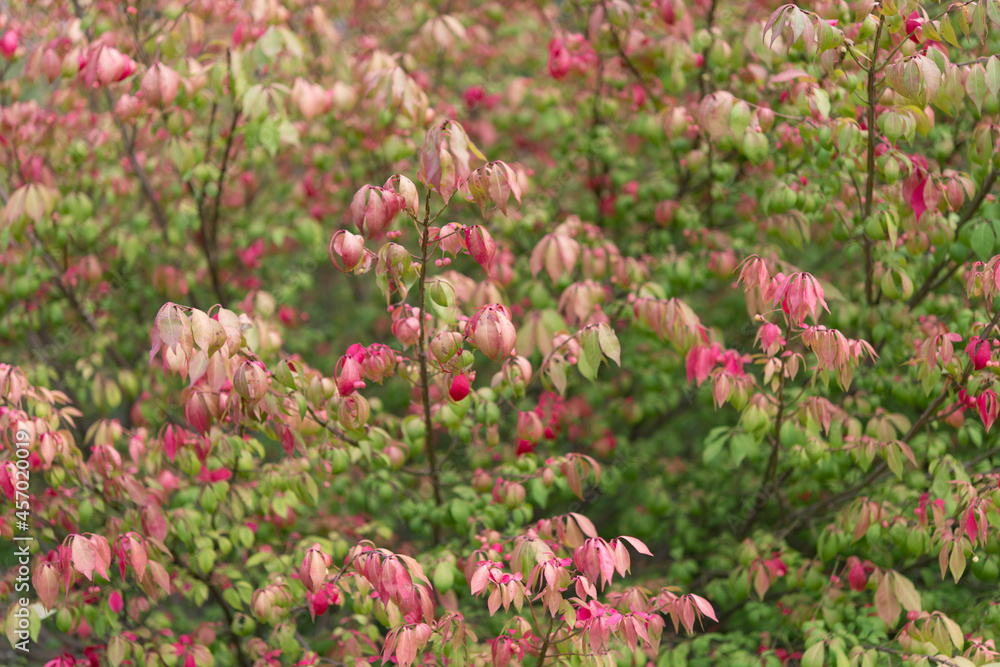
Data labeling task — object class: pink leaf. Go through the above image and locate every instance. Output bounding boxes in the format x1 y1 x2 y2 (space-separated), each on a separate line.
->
71 535 96 581
128 534 148 582
619 535 654 556
690 594 718 622
90 534 112 580
569 512 598 538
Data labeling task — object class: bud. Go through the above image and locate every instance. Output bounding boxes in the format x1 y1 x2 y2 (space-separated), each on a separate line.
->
330 230 366 273
431 331 463 364
0 30 18 60
351 185 405 239
384 443 407 469
502 355 532 392
756 107 775 133
517 411 544 442
449 373 471 402
858 14 878 41
311 589 330 617
437 222 467 256
251 588 276 623
338 394 370 430
944 178 966 211
391 312 421 348
663 107 688 138
41 47 61 82
383 174 419 216
363 344 396 382
184 392 211 434
85 45 135 88
233 361 268 403
291 77 329 120
729 101 752 137
232 613 256 637
115 94 143 121
141 63 181 107
504 481 526 508
967 337 992 371
473 468 493 492
658 0 676 24
847 558 868 591
742 130 769 166
465 304 517 361
299 544 332 594
655 200 679 226
329 81 357 112
334 355 366 396
464 225 497 275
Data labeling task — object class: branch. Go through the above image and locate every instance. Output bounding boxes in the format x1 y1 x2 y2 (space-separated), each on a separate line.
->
779 306 1000 538
908 168 999 309
601 1 660 113
104 89 171 244
24 227 130 368
737 368 787 540
863 644 962 667
862 14 885 306
699 0 718 228
417 188 444 543
535 615 556 667
195 571 251 667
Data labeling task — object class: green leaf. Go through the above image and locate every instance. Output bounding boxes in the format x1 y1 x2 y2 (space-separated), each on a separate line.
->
950 541 966 582
985 56 1000 102
197 548 216 574
577 329 601 382
597 323 621 366
884 445 903 480
801 642 824 667
972 223 997 259
546 357 568 395
812 89 830 120
729 432 758 466
529 477 549 508
259 117 280 157
242 85 269 121
891 571 921 612
703 427 731 464
966 64 987 114
257 26 285 59
988 0 1000 27
223 587 243 610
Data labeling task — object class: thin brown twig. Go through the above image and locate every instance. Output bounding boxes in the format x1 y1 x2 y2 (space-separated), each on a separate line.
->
862 15 885 306
418 188 444 544
908 168 999 309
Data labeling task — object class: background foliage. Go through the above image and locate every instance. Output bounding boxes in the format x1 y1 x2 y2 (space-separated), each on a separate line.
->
3 0 1000 666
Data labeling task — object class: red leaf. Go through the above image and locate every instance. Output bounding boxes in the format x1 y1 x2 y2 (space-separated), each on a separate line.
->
910 175 928 223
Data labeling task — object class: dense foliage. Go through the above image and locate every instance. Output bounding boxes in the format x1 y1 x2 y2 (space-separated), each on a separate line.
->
3 0 1000 666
